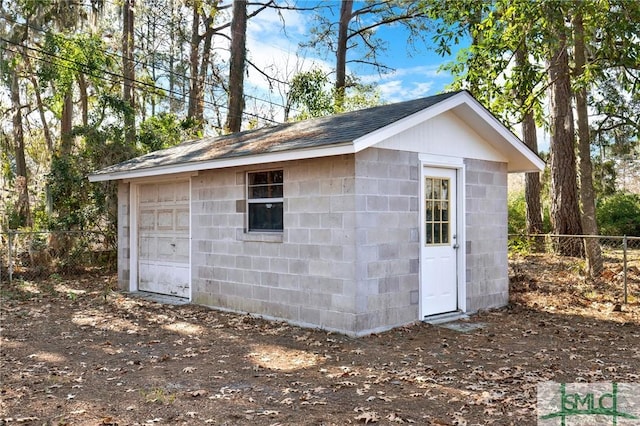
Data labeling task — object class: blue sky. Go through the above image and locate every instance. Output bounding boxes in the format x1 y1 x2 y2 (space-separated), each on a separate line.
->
242 2 467 115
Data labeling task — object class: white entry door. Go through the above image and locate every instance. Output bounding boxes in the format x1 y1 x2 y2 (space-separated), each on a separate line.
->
137 181 190 298
421 167 458 317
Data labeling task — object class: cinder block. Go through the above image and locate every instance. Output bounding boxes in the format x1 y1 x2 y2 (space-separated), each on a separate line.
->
308 291 332 307
271 287 308 306
299 307 321 326
378 243 398 260
269 258 289 273
261 271 280 287
262 301 299 321
288 259 309 275
409 290 419 305
243 269 261 285
331 194 356 212
288 229 310 244
319 245 343 261
279 273 300 290
309 259 332 277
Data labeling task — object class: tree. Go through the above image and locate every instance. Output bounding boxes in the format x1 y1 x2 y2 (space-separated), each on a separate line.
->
224 0 247 133
545 3 583 256
573 6 602 273
122 0 136 147
516 46 543 237
287 69 381 120
306 0 429 108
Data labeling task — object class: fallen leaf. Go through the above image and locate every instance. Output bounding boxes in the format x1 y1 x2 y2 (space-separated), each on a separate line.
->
355 411 380 424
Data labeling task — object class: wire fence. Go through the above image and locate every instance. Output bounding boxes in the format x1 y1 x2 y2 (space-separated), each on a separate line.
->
0 230 116 283
2 230 639 306
509 234 640 305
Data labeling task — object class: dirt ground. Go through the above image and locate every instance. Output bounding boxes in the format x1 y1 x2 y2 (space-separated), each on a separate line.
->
1 256 639 426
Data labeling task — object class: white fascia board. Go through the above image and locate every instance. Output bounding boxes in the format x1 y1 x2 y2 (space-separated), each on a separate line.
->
353 91 545 173
88 142 355 182
456 98 546 172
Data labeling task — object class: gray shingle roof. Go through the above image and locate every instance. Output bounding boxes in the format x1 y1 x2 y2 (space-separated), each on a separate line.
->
91 91 461 176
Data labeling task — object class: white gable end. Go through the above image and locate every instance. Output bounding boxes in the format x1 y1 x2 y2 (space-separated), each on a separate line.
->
373 111 508 163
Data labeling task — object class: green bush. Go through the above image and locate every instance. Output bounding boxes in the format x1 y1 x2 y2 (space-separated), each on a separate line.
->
597 193 640 236
508 191 527 235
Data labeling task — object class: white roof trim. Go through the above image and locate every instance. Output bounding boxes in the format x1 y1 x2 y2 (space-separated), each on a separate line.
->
89 91 544 182
88 142 355 182
353 91 545 173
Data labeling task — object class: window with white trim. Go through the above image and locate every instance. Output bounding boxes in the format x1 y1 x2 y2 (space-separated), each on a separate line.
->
247 170 283 232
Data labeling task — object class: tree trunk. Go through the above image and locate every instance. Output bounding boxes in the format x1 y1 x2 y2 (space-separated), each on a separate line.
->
168 0 178 113
225 0 247 133
10 69 31 227
335 0 353 110
547 31 583 256
187 3 202 125
515 47 543 238
29 75 54 152
122 0 136 147
522 111 544 229
60 90 74 155
77 73 89 127
196 17 214 125
573 11 603 276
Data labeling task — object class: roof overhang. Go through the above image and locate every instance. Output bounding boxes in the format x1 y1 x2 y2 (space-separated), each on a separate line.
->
353 91 545 173
89 91 544 183
88 141 355 182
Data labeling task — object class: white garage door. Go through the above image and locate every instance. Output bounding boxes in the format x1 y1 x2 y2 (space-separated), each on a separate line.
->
138 181 190 298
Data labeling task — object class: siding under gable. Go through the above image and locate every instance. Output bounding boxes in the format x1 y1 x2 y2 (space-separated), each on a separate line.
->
374 111 508 163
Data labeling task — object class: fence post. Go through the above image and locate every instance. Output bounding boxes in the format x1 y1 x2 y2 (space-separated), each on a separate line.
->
623 235 628 305
8 231 14 283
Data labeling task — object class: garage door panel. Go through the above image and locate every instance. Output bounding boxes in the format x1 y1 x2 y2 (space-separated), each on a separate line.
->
157 209 174 230
175 181 190 201
139 210 156 230
176 209 189 229
138 181 190 298
140 184 159 203
139 261 189 298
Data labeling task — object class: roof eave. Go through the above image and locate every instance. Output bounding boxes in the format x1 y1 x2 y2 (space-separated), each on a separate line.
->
88 141 356 182
352 91 545 173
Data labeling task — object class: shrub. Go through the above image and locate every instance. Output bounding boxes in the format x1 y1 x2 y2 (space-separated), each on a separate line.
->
597 193 640 236
508 191 527 235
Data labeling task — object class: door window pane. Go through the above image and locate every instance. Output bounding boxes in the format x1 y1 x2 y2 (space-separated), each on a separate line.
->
424 176 451 246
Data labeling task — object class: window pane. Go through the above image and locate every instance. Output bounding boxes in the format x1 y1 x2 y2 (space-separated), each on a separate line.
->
426 200 433 221
425 178 433 199
441 179 449 201
249 184 283 199
442 223 449 244
433 223 441 244
249 170 282 185
434 201 441 221
433 179 441 199
426 222 433 244
248 170 283 199
441 201 448 221
248 202 283 231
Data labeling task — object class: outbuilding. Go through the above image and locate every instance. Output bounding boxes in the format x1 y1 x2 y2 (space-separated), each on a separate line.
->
89 90 544 336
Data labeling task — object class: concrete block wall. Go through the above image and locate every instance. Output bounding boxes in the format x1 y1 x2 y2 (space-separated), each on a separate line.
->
464 158 509 312
354 148 420 333
190 155 361 334
117 181 131 291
